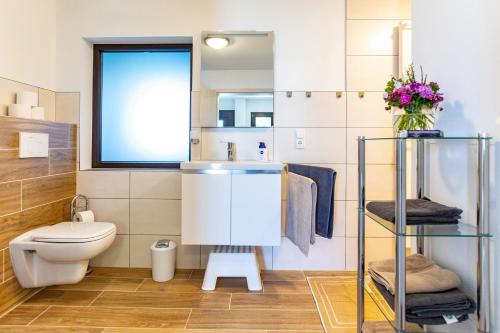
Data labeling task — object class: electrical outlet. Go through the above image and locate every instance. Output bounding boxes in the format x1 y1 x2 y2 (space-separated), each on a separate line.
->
295 138 305 149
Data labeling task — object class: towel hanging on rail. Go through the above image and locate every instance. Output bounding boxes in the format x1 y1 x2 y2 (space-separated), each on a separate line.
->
287 164 336 238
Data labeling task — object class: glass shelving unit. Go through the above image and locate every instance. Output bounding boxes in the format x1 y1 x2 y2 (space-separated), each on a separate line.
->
356 134 492 333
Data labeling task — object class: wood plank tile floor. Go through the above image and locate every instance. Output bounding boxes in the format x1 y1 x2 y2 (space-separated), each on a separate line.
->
0 268 362 333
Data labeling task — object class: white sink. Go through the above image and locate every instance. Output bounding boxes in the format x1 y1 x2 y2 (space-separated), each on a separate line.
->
181 160 284 171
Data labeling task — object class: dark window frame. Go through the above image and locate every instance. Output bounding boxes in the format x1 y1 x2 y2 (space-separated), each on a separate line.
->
92 43 193 169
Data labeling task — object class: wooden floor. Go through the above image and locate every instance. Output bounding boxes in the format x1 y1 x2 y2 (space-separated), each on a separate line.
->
0 268 359 333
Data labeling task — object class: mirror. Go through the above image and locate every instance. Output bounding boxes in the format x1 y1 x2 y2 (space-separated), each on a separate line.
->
200 31 274 127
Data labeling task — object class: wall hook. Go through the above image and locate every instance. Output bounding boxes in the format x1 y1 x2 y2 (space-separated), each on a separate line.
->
336 91 342 98
358 91 365 98
305 91 312 98
286 91 293 98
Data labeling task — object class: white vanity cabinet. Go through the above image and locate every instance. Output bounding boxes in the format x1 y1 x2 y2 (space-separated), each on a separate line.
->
181 161 283 246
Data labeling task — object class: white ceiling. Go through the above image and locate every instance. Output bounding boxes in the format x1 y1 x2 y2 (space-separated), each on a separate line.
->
201 32 274 70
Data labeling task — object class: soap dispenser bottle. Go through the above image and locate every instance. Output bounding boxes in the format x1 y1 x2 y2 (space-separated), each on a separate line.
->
258 142 268 161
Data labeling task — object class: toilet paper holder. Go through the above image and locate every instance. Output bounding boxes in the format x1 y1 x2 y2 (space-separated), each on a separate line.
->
71 194 89 221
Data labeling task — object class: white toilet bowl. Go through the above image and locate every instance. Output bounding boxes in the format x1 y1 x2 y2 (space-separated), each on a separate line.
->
9 222 116 288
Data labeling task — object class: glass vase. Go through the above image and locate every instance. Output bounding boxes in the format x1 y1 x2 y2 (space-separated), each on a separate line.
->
394 106 434 131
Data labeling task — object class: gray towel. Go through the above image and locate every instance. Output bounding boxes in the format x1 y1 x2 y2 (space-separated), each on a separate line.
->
368 254 462 294
372 278 475 325
366 198 462 225
287 164 336 238
285 172 317 255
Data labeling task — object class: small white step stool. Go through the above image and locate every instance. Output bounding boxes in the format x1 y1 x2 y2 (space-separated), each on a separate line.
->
202 245 262 291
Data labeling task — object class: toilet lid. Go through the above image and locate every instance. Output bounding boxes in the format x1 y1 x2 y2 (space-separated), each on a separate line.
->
32 222 116 243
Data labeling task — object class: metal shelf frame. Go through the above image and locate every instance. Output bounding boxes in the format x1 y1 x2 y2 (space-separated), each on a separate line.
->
356 133 492 333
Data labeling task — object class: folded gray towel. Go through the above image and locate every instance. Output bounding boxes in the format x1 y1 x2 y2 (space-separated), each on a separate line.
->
368 254 461 294
285 172 317 255
372 278 476 325
366 198 462 225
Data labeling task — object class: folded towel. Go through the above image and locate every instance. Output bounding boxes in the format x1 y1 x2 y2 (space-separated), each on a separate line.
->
368 254 461 294
288 164 336 238
366 198 462 225
372 278 475 325
285 172 317 255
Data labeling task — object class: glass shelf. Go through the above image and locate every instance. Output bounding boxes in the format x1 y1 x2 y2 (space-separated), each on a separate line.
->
364 278 478 333
365 212 492 238
363 136 492 141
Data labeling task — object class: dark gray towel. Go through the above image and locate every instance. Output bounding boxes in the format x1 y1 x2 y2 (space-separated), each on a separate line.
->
287 164 336 238
367 198 462 225
372 278 476 325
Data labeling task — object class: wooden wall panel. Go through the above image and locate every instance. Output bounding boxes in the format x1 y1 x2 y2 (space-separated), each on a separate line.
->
0 151 49 183
0 115 77 316
22 173 76 209
49 149 77 175
0 182 21 216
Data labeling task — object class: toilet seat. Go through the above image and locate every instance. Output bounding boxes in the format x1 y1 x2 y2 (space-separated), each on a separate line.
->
32 222 116 243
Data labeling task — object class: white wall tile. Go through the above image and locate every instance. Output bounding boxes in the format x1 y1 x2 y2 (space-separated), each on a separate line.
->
130 171 181 199
201 128 274 161
190 127 201 161
347 128 395 164
274 128 346 164
130 199 181 235
274 91 346 127
130 235 200 269
191 91 200 127
347 92 393 127
77 171 130 198
332 200 346 237
91 235 130 267
346 164 395 201
347 0 411 20
347 20 403 56
345 200 396 237
273 237 345 270
345 237 395 270
347 56 398 91
88 198 129 234
55 92 79 124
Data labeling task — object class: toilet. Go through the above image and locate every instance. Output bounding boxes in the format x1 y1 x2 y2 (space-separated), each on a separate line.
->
9 222 116 288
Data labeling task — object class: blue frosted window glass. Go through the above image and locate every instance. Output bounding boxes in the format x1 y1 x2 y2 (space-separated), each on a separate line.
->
100 50 191 163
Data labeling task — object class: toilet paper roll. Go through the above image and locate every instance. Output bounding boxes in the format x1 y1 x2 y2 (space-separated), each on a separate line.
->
16 91 38 106
8 104 32 119
74 210 95 223
31 106 45 120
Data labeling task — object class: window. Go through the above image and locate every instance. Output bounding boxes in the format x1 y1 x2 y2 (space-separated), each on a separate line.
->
92 44 192 168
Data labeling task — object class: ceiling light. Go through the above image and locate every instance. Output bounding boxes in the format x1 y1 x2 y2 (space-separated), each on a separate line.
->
205 36 229 49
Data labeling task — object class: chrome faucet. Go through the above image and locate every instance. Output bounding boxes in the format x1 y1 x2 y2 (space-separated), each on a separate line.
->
227 142 236 161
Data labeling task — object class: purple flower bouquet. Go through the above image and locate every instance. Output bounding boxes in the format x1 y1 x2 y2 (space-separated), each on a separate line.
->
384 65 444 131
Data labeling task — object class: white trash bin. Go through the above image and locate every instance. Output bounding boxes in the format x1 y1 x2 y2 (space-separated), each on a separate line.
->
150 239 177 282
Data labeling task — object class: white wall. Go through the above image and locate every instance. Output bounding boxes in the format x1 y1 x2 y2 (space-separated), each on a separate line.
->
413 0 499 331
58 0 409 271
0 0 57 90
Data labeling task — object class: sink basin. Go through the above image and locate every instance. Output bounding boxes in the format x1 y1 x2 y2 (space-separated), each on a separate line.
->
181 160 284 171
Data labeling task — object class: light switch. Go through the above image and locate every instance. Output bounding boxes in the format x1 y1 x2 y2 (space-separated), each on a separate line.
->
295 138 306 149
19 132 49 158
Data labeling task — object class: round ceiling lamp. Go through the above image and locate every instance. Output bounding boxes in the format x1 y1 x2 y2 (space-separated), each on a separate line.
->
205 36 229 49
